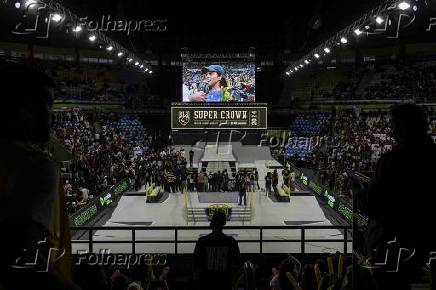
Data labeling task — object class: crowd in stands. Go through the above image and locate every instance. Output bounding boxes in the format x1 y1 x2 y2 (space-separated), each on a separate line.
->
285 110 394 199
269 253 352 290
32 59 155 106
286 107 436 199
330 69 366 100
285 112 331 161
73 251 352 290
328 63 436 101
52 110 180 214
362 63 436 101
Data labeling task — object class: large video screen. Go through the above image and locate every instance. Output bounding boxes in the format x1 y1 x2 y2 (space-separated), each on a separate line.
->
182 61 255 102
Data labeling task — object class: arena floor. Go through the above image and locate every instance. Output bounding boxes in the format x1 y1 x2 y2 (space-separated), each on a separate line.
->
72 187 351 255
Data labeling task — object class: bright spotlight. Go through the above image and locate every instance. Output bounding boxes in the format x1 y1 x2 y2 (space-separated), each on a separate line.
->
25 0 37 8
286 71 290 76
295 67 299 71
128 58 133 62
51 13 62 22
106 46 113 51
144 68 149 71
314 53 320 59
88 35 96 42
117 52 123 57
340 37 348 44
375 16 384 24
140 65 144 68
72 25 82 32
149 70 152 74
134 62 139 66
324 47 331 54
299 64 304 68
15 2 21 8
398 1 411 10
354 28 362 36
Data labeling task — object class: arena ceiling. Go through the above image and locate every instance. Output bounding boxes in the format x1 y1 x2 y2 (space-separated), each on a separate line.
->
1 0 435 60
0 0 384 55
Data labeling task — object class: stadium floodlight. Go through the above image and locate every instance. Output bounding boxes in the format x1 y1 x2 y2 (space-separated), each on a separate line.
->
398 1 411 10
299 64 304 68
149 70 152 74
140 65 144 69
375 16 384 24
324 47 331 54
72 25 82 32
106 45 113 51
25 0 37 8
51 13 62 22
340 37 348 44
354 28 362 36
286 71 290 76
290 69 293 73
88 35 96 42
304 60 309 64
117 52 123 57
295 67 299 71
15 2 20 8
144 68 149 71
314 53 320 59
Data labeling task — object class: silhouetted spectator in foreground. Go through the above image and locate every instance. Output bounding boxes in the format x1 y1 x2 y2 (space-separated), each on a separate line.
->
0 62 79 290
270 256 300 290
193 211 241 290
361 104 436 290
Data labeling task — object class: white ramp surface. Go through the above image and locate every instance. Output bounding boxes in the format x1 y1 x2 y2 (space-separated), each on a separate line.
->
73 190 350 255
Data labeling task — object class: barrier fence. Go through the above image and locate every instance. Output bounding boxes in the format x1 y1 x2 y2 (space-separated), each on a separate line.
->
71 225 352 255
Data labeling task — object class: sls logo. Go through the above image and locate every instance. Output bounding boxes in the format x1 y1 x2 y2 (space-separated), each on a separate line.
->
179 111 190 126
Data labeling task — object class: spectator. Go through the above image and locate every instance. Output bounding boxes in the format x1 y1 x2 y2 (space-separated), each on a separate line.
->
189 148 194 168
361 104 436 290
193 211 241 290
265 172 272 196
270 257 299 290
0 63 79 290
272 169 279 194
238 173 247 206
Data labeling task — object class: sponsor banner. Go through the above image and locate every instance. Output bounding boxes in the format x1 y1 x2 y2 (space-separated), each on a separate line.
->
171 103 267 130
288 162 353 223
70 179 129 227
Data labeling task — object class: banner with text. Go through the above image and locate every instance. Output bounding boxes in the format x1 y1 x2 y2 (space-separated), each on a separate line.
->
171 104 267 130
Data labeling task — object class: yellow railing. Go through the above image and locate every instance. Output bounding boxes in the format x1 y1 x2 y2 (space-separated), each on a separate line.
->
183 188 189 224
249 190 254 222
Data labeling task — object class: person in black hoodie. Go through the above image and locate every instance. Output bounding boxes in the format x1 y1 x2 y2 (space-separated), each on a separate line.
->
193 211 241 290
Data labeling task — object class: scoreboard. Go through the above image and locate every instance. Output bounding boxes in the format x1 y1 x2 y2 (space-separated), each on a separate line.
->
171 102 267 130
